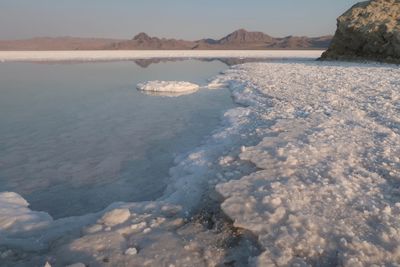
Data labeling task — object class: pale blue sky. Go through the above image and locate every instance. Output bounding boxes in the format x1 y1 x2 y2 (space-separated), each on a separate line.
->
0 0 360 40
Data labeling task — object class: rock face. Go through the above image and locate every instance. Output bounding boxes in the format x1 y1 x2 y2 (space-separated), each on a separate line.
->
321 0 400 63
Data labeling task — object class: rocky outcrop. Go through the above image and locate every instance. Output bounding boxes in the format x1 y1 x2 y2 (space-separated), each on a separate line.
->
321 0 400 63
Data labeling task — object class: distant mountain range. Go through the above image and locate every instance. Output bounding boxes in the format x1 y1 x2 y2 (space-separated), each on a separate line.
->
0 29 332 50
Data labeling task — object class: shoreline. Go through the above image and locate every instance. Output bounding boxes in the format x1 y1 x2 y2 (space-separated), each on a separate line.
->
0 50 324 62
2 58 399 266
0 61 266 266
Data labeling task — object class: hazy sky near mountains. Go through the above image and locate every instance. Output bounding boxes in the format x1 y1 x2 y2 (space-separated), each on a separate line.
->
0 0 360 40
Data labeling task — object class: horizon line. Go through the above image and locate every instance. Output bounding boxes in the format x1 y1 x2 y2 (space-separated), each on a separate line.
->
0 28 334 42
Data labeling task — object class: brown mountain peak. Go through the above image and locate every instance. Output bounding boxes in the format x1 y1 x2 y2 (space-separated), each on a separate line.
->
219 29 274 44
233 28 249 34
133 32 152 41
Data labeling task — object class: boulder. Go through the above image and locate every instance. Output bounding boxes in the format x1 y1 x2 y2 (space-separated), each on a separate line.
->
321 0 400 63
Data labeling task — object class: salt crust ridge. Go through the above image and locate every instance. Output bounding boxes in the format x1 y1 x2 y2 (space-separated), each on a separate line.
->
1 59 400 266
216 61 400 266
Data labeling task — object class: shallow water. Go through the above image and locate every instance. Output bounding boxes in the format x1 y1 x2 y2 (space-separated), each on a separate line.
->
0 59 234 218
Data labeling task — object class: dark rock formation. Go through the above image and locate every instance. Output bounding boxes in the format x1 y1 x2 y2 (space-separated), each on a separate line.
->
321 0 400 63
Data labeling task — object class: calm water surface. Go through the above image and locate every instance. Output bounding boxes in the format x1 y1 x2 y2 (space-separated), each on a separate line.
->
0 59 234 218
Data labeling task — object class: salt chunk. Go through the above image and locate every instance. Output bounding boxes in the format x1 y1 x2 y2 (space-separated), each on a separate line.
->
383 206 392 214
270 197 282 208
340 238 348 246
101 209 131 227
125 247 138 256
130 222 147 230
84 224 103 234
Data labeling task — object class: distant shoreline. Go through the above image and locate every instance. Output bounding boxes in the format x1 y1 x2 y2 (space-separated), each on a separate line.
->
0 50 325 62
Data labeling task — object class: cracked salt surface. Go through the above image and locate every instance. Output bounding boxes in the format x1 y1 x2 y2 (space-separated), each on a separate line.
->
1 59 400 266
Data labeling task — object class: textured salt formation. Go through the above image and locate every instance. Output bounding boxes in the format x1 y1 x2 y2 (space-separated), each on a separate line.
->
0 192 52 234
322 0 400 63
0 196 258 266
137 81 200 94
216 62 400 266
0 191 97 252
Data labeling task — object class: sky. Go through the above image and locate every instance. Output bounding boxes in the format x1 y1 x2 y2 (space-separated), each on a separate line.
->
0 0 360 40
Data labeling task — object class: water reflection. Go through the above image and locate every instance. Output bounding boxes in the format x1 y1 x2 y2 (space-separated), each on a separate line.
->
132 57 303 68
30 57 301 68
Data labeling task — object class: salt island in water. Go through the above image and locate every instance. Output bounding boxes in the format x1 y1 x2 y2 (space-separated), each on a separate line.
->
137 81 201 97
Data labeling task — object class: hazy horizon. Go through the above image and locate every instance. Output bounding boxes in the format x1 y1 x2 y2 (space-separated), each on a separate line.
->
0 0 359 40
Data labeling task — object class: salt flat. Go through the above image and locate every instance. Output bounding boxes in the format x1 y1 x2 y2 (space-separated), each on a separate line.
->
0 50 324 61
